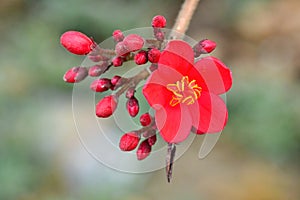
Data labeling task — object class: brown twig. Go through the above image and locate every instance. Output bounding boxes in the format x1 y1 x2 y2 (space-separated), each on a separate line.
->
170 0 200 39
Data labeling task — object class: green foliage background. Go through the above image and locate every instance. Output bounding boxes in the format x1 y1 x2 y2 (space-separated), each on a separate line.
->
0 0 299 199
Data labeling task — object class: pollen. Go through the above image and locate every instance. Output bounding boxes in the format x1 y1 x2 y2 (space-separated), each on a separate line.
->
166 76 202 106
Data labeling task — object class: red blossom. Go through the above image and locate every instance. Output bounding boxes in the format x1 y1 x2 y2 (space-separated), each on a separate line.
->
143 40 232 143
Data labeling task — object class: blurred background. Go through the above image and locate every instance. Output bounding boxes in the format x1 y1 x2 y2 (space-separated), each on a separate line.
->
1 0 300 199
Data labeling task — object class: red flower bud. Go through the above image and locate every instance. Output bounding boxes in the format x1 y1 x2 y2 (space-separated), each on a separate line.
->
63 67 88 83
112 57 123 67
140 113 152 126
115 34 144 56
111 75 121 86
112 29 124 42
126 97 139 117
136 140 152 160
152 15 167 28
147 134 157 146
193 39 217 56
110 75 123 90
60 31 94 55
88 62 108 77
134 50 148 65
125 88 135 99
96 95 118 118
119 132 140 151
90 78 112 92
148 48 161 63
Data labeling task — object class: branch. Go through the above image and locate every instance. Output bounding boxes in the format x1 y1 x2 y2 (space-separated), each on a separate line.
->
171 0 200 39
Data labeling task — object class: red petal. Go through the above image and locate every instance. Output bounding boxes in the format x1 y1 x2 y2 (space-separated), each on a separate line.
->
189 92 228 134
158 40 194 76
155 104 192 143
194 56 232 95
143 67 182 109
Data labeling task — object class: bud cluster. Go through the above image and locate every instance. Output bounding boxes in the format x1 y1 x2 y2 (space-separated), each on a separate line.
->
60 15 218 161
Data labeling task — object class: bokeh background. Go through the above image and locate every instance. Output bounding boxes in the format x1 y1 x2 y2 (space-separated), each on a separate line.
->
1 0 300 199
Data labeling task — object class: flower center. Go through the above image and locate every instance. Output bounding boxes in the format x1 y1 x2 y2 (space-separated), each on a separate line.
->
166 76 202 107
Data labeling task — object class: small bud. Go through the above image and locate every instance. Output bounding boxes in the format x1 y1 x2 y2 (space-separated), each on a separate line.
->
112 57 123 67
63 67 88 83
193 39 217 56
112 30 124 42
115 42 129 57
134 50 148 65
125 88 135 99
152 15 167 28
147 134 157 146
126 97 139 117
111 75 123 90
148 48 161 63
90 78 112 92
123 34 144 52
140 113 152 126
88 62 108 77
119 132 140 151
96 95 118 118
60 31 94 55
111 75 121 86
136 140 152 160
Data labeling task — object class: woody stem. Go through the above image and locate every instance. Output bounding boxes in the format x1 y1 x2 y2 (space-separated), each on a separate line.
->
170 0 200 39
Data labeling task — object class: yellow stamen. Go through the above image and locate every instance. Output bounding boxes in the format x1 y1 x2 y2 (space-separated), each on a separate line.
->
166 76 202 107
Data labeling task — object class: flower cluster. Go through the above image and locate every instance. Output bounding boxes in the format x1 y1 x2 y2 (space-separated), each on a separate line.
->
60 15 232 163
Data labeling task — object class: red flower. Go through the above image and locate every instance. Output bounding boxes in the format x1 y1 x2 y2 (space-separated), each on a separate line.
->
143 40 232 143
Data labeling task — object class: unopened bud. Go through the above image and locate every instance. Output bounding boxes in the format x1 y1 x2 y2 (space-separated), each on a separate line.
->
140 113 152 126
96 95 118 118
126 97 139 117
90 78 112 92
148 48 161 63
119 132 140 151
112 57 123 67
112 30 124 42
134 50 148 65
125 88 135 99
60 31 94 55
136 140 152 160
63 67 88 83
88 62 108 77
152 15 167 28
147 134 157 146
193 39 217 56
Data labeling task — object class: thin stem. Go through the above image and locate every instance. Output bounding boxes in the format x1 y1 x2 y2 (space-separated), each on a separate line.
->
171 0 200 39
115 69 150 98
